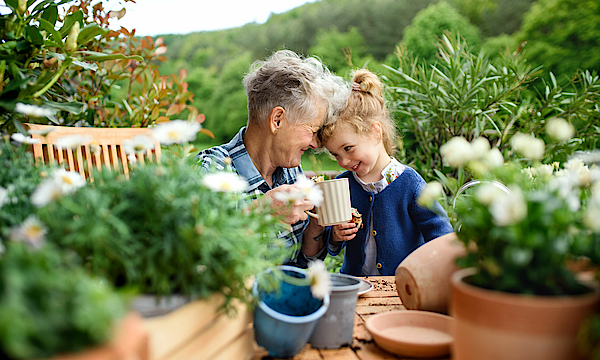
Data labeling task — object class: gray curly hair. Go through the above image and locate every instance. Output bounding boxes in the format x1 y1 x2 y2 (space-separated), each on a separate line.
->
243 50 349 127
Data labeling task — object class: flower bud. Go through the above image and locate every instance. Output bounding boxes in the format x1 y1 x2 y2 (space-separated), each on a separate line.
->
65 22 80 52
18 0 27 15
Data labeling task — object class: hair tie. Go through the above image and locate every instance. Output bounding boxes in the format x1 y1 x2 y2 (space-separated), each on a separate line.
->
352 82 361 91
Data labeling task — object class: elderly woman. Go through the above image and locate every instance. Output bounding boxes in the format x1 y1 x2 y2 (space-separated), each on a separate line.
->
197 50 348 267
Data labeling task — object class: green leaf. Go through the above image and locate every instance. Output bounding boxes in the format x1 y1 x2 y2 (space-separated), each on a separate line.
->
80 53 144 62
38 18 63 46
59 11 83 38
42 100 84 114
4 0 17 12
25 25 44 45
77 24 107 45
71 59 98 71
41 4 58 26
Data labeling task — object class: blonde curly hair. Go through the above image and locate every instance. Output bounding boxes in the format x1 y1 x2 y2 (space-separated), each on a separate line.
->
318 69 397 155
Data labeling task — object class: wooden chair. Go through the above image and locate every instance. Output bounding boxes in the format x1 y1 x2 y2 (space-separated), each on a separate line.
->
24 123 161 180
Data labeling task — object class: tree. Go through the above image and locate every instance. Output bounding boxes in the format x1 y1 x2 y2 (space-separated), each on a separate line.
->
517 0 600 79
308 26 368 75
401 1 482 64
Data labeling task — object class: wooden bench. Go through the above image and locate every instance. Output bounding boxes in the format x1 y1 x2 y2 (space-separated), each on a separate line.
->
24 123 161 180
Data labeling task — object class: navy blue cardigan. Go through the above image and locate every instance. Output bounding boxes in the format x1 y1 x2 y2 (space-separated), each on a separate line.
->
327 168 453 276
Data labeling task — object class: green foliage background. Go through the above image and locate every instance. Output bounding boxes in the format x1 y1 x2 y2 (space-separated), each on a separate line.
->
155 0 597 146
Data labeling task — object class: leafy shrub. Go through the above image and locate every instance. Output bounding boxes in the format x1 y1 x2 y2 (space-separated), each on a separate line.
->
0 242 125 359
384 32 600 192
39 152 288 304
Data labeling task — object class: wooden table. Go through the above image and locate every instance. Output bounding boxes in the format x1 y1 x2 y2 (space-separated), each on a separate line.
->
251 276 450 360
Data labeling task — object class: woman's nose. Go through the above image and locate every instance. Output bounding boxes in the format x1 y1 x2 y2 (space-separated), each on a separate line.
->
309 133 319 149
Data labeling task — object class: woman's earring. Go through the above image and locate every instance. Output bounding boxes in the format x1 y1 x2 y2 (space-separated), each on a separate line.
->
273 129 278 135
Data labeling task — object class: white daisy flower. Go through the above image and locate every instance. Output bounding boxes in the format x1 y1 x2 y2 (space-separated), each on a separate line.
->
51 168 85 194
202 172 249 193
489 186 527 226
274 189 304 204
417 181 443 209
0 186 8 209
546 117 575 141
30 169 85 207
151 120 201 145
11 132 41 144
55 135 92 149
440 137 472 168
306 260 332 300
28 128 55 136
123 135 155 155
30 178 65 207
8 215 47 248
127 153 137 165
294 175 324 207
510 133 545 160
15 103 54 118
89 141 101 155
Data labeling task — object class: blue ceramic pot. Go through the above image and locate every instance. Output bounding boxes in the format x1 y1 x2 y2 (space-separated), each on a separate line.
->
253 265 330 358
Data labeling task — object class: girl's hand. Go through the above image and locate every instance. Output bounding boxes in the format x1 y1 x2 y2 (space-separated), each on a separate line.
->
332 222 358 243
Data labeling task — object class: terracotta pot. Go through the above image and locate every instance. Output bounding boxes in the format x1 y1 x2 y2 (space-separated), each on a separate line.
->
52 312 148 360
451 268 600 360
395 233 465 313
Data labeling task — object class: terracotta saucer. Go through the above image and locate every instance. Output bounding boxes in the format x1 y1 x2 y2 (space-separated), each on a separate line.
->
365 310 453 358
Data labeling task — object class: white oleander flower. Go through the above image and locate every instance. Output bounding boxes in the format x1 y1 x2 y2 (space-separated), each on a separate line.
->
123 135 155 154
55 135 92 149
440 137 472 168
202 172 249 193
294 175 324 207
15 103 54 118
306 260 332 300
11 132 41 144
471 137 491 159
563 159 592 187
417 181 443 209
535 164 555 178
546 117 575 141
8 215 47 248
585 185 600 232
0 186 8 209
510 133 545 160
476 183 507 206
484 148 504 168
152 120 201 145
490 186 527 226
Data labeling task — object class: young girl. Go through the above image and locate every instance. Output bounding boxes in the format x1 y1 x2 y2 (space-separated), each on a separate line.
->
318 69 453 276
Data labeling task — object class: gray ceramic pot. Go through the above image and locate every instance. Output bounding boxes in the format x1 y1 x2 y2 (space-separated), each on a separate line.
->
309 273 361 349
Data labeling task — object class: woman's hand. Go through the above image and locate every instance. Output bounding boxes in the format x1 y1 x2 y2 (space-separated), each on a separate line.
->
263 185 314 224
331 222 358 243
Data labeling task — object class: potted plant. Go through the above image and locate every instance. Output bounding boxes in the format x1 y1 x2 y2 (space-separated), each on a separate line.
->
0 137 147 360
253 261 332 358
422 134 600 360
32 121 290 360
